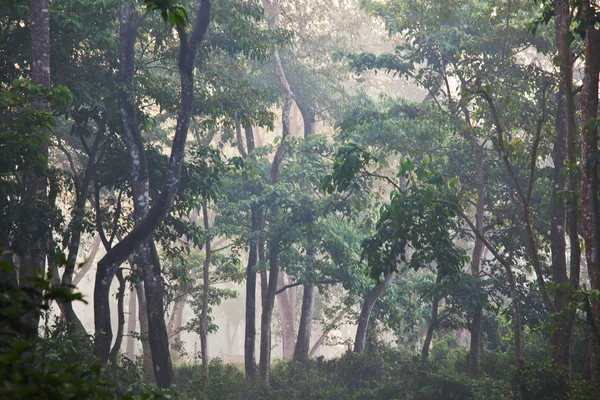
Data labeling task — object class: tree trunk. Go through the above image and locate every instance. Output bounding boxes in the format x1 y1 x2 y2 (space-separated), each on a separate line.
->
243 124 260 379
422 273 442 365
354 271 396 353
550 1 573 378
294 282 314 361
259 0 295 381
136 278 154 381
580 1 600 381
309 307 348 357
93 0 211 363
200 199 211 376
469 144 485 377
72 235 101 287
126 285 137 360
20 0 52 339
277 274 296 359
109 268 127 363
140 241 173 387
167 294 185 365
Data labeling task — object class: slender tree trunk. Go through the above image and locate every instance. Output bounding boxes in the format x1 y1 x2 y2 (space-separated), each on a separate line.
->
259 0 294 381
167 294 185 365
72 235 101 287
20 0 51 339
294 282 314 361
422 273 442 365
277 274 296 359
309 308 348 357
469 144 485 377
580 1 600 381
354 271 396 353
243 124 259 379
136 278 154 381
200 200 211 376
126 286 137 360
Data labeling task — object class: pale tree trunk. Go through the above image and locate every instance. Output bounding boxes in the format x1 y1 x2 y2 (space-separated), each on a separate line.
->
21 0 51 338
109 268 127 363
200 199 211 376
421 273 442 365
167 293 185 365
136 278 154 382
259 0 295 381
126 286 137 360
469 143 485 377
72 235 101 287
309 308 348 357
93 0 212 372
277 274 296 359
580 0 600 380
354 271 395 353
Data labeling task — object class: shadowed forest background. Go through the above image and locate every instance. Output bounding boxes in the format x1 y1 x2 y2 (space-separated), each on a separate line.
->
2 0 600 398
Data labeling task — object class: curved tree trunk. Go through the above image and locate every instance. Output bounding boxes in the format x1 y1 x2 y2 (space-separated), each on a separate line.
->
109 268 126 363
354 271 396 353
259 0 295 382
93 0 211 366
309 308 348 357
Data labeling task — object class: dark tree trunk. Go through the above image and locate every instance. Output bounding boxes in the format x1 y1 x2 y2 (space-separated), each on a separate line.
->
243 125 260 379
469 144 485 377
580 0 600 381
245 207 260 379
126 286 137 360
200 200 211 376
20 0 52 338
294 282 314 361
354 271 395 353
422 273 442 365
93 0 211 365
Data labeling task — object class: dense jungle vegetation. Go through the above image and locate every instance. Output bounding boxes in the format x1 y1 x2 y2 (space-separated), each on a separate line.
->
2 0 600 398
